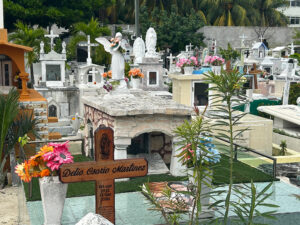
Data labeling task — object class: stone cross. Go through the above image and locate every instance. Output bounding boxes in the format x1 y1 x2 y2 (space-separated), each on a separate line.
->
282 62 293 105
259 35 264 43
239 34 247 47
79 35 99 65
89 67 98 83
0 0 4 29
186 43 193 52
167 53 174 65
291 42 295 55
45 30 59 51
59 127 148 224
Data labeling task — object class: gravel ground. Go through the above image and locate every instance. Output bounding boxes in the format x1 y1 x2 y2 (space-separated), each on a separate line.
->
0 185 30 225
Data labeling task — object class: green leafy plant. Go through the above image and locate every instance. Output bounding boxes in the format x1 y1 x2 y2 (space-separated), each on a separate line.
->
204 68 248 224
230 181 279 225
219 43 240 61
279 140 287 156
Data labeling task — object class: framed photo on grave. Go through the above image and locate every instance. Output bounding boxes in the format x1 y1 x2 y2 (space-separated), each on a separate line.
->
46 64 61 81
147 71 159 86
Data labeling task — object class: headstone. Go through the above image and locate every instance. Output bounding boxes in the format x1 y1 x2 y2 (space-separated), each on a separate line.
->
282 61 293 105
76 213 113 225
59 127 148 224
133 37 145 64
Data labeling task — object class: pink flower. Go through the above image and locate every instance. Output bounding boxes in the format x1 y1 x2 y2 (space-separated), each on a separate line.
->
204 55 211 64
43 141 73 171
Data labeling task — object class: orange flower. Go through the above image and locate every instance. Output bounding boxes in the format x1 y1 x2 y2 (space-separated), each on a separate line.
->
72 117 76 121
102 72 107 78
15 161 32 183
37 145 54 158
108 71 112 78
40 169 50 177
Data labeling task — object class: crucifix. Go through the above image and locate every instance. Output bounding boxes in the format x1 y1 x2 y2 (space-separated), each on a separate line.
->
213 40 217 55
59 127 148 224
45 30 59 51
79 35 99 65
88 67 98 83
249 63 261 89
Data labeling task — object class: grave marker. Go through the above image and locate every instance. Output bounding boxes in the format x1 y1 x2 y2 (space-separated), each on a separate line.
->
59 127 148 224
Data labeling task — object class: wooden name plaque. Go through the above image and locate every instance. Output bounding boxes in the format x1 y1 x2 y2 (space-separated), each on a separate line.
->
59 127 148 224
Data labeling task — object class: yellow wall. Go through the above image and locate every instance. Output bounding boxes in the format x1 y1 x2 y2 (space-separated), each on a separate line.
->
169 74 206 107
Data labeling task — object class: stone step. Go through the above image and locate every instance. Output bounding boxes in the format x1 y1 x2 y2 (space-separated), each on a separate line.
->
48 119 71 127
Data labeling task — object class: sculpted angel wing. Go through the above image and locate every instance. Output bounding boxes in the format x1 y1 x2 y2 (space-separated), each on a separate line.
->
95 37 112 53
120 39 130 51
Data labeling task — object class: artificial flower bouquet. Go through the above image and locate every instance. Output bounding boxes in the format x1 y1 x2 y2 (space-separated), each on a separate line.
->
204 55 225 66
15 141 73 182
179 136 220 168
176 56 199 68
128 68 144 79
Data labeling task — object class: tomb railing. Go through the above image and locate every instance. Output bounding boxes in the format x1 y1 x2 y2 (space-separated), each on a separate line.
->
215 137 277 178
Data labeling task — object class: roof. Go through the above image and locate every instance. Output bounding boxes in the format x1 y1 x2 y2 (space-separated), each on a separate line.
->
0 41 32 52
272 46 287 52
252 42 268 50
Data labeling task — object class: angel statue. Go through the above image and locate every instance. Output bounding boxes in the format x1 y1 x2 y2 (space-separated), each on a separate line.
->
96 32 128 81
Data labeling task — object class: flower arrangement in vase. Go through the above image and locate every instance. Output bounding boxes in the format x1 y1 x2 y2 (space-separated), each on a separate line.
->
15 141 73 182
15 141 73 225
128 68 144 79
176 56 199 68
204 55 225 66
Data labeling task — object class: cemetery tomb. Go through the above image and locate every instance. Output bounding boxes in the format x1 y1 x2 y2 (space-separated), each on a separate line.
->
82 89 192 177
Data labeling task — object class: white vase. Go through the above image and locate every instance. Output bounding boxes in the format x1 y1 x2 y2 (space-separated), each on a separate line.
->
39 176 68 225
212 66 221 75
184 66 194 75
188 168 212 206
131 78 141 89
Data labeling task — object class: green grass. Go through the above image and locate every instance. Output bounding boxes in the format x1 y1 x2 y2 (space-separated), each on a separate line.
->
23 154 276 201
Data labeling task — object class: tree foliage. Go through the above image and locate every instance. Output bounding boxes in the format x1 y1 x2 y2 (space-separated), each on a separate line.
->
4 0 114 30
140 5 205 53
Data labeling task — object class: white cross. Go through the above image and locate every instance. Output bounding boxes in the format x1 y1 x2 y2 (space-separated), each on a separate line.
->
45 30 59 51
123 25 133 34
259 35 264 43
88 67 98 83
79 35 99 65
239 34 248 47
167 53 174 64
0 0 4 29
291 42 295 55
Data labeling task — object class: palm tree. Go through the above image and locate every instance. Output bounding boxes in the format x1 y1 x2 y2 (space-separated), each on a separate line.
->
200 0 255 26
9 21 46 86
254 0 288 26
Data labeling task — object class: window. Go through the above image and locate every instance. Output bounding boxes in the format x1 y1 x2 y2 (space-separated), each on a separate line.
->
49 105 57 117
46 65 61 81
289 17 300 24
193 82 209 106
290 0 300 7
4 64 9 86
88 74 93 83
149 72 157 85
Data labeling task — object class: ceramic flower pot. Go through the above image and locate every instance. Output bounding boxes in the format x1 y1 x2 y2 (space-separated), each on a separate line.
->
211 66 221 75
188 168 212 206
184 66 194 75
131 78 141 89
39 176 68 225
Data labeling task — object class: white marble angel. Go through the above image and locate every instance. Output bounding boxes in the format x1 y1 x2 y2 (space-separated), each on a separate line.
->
96 32 128 81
